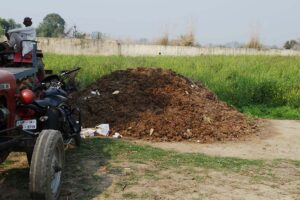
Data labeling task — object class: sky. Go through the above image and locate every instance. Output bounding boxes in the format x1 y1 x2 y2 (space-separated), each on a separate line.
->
1 0 300 46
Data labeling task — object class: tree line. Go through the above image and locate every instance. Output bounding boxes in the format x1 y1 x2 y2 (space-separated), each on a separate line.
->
0 13 87 38
0 13 299 49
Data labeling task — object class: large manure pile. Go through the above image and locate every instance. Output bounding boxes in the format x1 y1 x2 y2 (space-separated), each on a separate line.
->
75 68 257 142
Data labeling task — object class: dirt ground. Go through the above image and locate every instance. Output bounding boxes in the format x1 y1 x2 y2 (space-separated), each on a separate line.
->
137 119 300 160
1 155 299 200
101 164 300 200
0 120 299 200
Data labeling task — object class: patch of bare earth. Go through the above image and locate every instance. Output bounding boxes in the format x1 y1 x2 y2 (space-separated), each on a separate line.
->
137 120 300 160
0 151 299 200
96 162 300 200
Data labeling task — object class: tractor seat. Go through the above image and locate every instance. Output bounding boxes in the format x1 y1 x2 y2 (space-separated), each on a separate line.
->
34 95 67 108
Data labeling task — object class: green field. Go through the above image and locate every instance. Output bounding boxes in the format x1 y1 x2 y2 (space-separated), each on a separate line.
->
44 54 300 119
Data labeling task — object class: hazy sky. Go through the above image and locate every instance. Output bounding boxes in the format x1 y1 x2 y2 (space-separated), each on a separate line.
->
1 0 300 46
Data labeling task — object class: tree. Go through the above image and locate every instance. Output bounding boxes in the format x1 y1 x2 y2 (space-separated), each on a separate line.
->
37 13 65 37
72 25 86 39
0 18 21 36
284 40 297 50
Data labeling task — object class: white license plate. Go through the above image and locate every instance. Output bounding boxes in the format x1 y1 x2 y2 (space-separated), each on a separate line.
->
16 119 37 130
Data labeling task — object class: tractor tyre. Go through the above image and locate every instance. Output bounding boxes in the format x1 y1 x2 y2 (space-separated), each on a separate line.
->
29 130 65 200
0 151 9 164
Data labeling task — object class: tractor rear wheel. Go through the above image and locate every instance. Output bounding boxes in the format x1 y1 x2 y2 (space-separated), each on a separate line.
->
29 130 65 200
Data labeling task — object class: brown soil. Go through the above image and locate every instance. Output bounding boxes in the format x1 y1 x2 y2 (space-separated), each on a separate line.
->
137 120 300 160
74 67 257 142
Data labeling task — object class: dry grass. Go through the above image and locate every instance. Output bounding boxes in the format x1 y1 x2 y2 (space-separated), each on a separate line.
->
178 30 195 46
246 32 262 50
157 33 169 46
156 28 196 47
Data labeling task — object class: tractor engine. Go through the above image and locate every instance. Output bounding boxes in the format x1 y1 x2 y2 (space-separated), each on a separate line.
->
0 70 17 130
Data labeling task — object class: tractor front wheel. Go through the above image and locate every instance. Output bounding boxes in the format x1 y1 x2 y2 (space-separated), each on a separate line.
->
29 130 65 200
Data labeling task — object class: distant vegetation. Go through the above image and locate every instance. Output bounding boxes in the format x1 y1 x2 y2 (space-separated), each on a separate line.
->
179 30 196 46
246 33 262 50
157 33 169 46
1 14 299 50
284 40 300 50
37 13 66 37
157 30 196 47
45 54 300 119
0 18 21 36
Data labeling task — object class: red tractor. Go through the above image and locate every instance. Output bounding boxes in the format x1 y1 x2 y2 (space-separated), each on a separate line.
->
0 40 81 200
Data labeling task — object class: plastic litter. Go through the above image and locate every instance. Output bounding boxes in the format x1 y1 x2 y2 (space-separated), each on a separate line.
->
112 90 120 95
112 132 122 139
91 89 100 96
80 128 96 138
95 124 110 136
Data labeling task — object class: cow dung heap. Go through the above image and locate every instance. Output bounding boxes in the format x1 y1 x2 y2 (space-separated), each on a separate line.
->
75 67 258 142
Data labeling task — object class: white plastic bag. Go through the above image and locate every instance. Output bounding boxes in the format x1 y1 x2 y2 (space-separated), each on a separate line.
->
95 124 110 136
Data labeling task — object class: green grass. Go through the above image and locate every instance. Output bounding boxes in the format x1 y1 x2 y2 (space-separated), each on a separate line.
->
69 139 264 172
241 105 300 119
292 160 300 167
44 54 300 119
122 192 138 199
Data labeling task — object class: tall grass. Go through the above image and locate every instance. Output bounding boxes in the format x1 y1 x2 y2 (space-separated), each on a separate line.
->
157 33 169 46
44 54 300 119
246 32 262 49
156 29 196 46
179 30 195 46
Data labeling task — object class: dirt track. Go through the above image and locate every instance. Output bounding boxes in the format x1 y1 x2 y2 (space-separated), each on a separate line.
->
138 119 300 160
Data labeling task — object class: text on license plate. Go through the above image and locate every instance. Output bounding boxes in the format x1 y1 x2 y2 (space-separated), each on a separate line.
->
16 119 37 130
